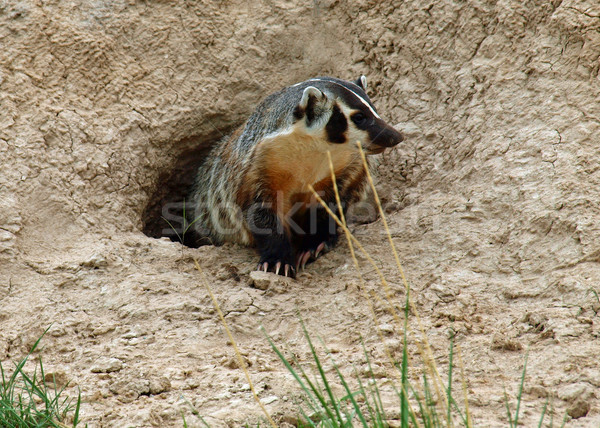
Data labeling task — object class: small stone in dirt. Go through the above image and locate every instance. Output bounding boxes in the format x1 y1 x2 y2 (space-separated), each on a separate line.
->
49 325 67 337
216 263 241 281
248 270 292 291
523 312 548 332
379 323 395 335
328 344 341 354
360 363 387 378
121 328 146 339
92 323 117 336
490 333 522 351
81 254 108 268
526 385 548 398
384 338 403 353
44 371 68 388
91 357 123 373
149 376 171 395
567 398 590 419
279 413 300 426
559 382 592 402
183 378 200 389
109 377 150 403
260 395 278 405
223 354 252 369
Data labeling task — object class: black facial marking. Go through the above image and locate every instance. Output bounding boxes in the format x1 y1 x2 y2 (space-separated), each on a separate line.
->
325 103 348 144
351 111 368 129
318 80 402 147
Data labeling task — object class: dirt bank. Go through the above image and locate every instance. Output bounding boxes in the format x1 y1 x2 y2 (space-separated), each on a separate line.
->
1 0 599 426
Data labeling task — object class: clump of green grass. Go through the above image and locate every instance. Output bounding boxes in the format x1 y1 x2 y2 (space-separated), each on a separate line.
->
503 352 568 428
262 314 469 428
162 198 202 247
0 330 82 428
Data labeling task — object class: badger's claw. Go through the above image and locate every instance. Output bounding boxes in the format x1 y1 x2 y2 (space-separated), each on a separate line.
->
284 264 295 278
295 251 309 271
256 259 296 278
301 251 312 270
255 262 272 273
314 241 326 259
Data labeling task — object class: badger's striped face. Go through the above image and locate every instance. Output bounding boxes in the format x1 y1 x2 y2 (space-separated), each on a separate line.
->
254 77 404 196
295 76 403 155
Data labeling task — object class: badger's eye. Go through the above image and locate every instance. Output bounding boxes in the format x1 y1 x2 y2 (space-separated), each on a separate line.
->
352 112 367 126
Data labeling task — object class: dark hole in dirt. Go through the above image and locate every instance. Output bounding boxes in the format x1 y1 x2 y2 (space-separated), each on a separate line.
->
141 132 231 247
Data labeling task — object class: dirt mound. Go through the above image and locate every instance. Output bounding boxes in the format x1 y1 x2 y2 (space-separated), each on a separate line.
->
1 0 599 426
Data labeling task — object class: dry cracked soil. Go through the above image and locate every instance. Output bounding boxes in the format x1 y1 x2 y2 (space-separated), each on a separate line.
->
1 0 600 427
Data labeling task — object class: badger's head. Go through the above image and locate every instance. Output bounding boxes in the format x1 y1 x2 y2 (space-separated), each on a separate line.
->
293 76 403 155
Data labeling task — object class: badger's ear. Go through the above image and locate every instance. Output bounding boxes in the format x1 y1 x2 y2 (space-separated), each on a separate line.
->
355 75 367 90
295 86 328 124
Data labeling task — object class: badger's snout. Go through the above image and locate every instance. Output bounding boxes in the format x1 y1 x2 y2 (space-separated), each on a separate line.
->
374 125 403 147
366 121 403 153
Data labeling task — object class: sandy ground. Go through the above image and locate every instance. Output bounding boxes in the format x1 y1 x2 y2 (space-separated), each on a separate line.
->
1 0 600 426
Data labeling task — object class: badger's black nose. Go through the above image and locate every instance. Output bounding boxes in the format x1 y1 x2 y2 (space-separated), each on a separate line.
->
371 123 403 148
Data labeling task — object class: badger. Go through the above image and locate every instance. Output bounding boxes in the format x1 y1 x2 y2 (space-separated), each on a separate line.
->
189 76 403 277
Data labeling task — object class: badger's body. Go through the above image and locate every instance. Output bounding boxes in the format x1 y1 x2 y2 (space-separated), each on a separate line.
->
190 76 402 277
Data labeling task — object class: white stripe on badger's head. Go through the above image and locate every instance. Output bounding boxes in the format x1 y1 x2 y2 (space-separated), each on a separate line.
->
305 78 381 120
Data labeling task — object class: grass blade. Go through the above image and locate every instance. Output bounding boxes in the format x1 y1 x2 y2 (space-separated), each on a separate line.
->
327 354 368 427
447 329 454 427
360 339 387 424
265 326 342 424
300 320 344 425
400 294 410 427
514 352 528 427
537 397 549 428
504 388 514 427
0 327 82 427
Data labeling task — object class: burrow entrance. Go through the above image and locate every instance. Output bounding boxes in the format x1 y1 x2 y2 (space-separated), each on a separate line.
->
141 133 226 248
